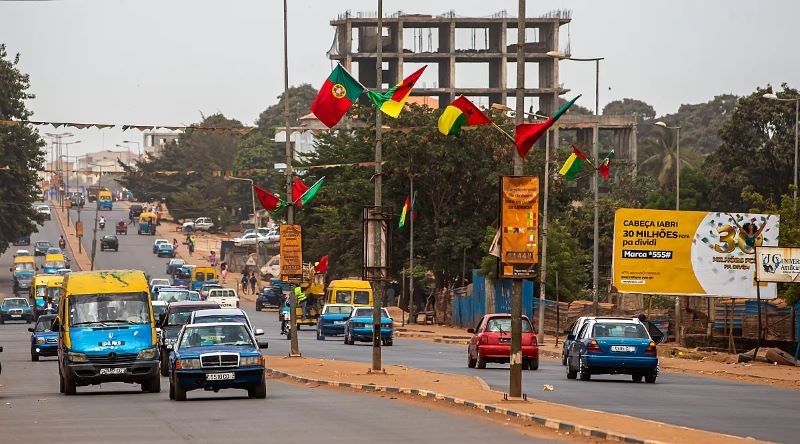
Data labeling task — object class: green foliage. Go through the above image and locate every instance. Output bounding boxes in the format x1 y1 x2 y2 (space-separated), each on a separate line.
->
0 45 45 254
479 226 498 280
256 84 318 134
645 166 711 210
544 220 590 301
602 98 656 120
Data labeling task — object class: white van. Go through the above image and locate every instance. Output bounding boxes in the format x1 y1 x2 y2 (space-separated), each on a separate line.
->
206 288 239 309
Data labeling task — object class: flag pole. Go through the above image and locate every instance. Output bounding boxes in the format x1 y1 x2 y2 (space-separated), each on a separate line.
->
371 0 384 372
293 176 325 206
284 0 300 358
408 177 415 325
489 121 517 144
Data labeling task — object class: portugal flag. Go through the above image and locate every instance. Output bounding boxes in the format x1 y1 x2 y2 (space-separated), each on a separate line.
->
367 66 427 118
310 64 365 128
438 96 492 136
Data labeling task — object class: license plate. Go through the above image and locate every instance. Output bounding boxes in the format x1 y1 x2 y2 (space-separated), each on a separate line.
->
333 321 345 325
99 367 126 375
611 346 636 352
11 314 22 318
206 372 235 381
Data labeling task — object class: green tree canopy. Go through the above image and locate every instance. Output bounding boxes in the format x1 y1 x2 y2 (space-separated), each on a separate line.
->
256 84 318 134
603 98 656 120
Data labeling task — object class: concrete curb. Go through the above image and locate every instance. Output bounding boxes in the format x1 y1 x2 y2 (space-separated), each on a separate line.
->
266 368 662 444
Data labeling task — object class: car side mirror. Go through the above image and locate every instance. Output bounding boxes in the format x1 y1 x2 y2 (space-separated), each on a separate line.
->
254 328 265 336
567 334 576 341
28 327 35 332
258 341 269 349
467 328 475 334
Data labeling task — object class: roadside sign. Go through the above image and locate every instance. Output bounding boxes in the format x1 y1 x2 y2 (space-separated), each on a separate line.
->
755 246 800 283
499 176 539 279
279 224 302 283
75 221 83 237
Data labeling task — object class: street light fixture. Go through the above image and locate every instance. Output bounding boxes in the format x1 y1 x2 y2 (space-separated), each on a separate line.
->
548 50 604 316
762 92 800 202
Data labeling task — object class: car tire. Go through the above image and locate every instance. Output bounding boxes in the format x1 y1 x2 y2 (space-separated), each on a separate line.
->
59 370 65 393
115 248 118 252
467 351 477 368
0 316 4 325
561 352 567 366
578 358 591 381
316 328 324 340
476 354 487 369
645 374 657 384
256 305 261 312
169 381 175 400
249 378 267 399
632 374 643 383
566 359 577 379
31 351 39 362
26 316 32 324
160 357 169 377
344 331 352 345
527 358 539 371
383 338 393 346
64 373 77 396
173 379 187 401
147 373 161 393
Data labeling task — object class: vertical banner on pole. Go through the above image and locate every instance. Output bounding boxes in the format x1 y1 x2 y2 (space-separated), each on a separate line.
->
499 176 539 279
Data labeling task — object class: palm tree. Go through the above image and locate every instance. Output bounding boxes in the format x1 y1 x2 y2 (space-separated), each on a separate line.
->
639 127 704 190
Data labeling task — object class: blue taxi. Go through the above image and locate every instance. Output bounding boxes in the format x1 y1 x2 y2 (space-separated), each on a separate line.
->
343 307 393 346
169 322 268 401
28 314 58 361
157 243 176 258
1 297 34 324
316 304 354 340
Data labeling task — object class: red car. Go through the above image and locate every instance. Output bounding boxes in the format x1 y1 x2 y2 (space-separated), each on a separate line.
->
467 314 539 370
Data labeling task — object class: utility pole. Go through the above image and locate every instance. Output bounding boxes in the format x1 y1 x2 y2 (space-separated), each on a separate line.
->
509 0 525 399
592 58 600 316
537 129 549 344
284 0 299 357
407 177 415 324
372 0 384 372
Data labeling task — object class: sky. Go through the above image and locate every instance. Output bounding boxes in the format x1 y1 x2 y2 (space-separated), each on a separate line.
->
1 0 799 156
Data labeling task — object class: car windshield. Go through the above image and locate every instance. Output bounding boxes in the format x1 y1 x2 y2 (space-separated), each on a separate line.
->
593 323 649 339
47 248 61 254
325 306 353 315
354 291 370 305
352 308 389 318
194 315 249 327
44 260 66 269
174 269 190 279
47 287 61 302
486 318 533 333
68 292 151 325
14 263 35 271
152 304 167 320
179 325 254 348
36 286 47 297
4 299 29 307
103 236 116 241
166 308 198 326
159 290 191 303
37 242 51 248
35 317 54 332
152 279 170 286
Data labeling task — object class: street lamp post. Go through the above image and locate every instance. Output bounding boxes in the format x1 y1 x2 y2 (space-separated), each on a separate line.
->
121 140 142 166
762 93 800 202
654 122 682 210
45 133 75 209
547 51 604 316
225 176 258 229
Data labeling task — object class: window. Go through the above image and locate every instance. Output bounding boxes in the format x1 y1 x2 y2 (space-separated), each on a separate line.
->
325 305 353 315
335 290 351 304
353 291 370 305
577 323 590 339
195 273 205 281
485 318 533 333
592 323 648 339
69 293 150 325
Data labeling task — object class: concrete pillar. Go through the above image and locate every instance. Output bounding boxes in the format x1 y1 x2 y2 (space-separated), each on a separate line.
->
447 21 456 102
342 22 352 71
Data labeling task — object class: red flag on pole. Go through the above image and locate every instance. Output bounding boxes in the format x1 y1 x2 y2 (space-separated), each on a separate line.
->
253 184 283 211
292 177 310 208
314 255 329 273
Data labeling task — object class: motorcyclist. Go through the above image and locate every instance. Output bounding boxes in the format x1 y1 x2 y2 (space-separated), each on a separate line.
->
58 236 66 250
99 216 106 229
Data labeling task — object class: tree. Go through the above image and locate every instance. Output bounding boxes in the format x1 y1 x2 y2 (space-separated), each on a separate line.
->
603 98 656 120
704 85 798 211
0 45 45 254
256 84 318 133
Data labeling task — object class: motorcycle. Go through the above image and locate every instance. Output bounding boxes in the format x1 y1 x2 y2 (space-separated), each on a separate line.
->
282 320 292 340
0 345 3 376
99 221 105 230
58 239 66 250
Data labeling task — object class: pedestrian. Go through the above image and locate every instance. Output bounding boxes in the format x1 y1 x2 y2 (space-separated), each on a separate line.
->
240 273 249 294
187 238 194 256
172 238 178 250
209 251 217 267
220 261 228 283
249 272 257 295
295 285 308 319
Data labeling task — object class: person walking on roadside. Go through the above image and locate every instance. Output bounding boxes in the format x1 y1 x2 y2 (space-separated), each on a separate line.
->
209 251 217 267
187 238 195 256
240 273 249 295
249 272 257 295
220 261 228 283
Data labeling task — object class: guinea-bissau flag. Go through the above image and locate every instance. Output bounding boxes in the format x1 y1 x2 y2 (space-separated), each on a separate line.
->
598 150 615 179
437 96 492 136
514 95 582 158
398 196 411 228
558 146 588 180
367 66 427 118
310 64 364 128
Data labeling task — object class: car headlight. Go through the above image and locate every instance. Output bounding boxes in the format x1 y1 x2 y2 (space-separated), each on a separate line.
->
36 337 46 344
240 355 265 367
67 351 88 363
381 323 392 328
176 358 201 369
137 347 157 360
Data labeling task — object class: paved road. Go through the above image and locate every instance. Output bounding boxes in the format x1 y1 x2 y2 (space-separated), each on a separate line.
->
0 204 554 444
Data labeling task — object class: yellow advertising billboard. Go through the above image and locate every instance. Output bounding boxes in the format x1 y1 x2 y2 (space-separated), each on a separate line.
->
612 209 779 298
500 176 539 279
279 224 303 283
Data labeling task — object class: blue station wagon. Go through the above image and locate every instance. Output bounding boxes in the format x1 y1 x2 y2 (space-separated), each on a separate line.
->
565 318 664 383
316 304 354 340
343 307 393 346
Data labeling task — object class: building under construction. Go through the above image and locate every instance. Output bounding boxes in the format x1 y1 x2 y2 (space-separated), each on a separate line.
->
327 9 637 166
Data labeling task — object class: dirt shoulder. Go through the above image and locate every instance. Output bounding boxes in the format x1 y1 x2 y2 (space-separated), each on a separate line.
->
268 356 759 444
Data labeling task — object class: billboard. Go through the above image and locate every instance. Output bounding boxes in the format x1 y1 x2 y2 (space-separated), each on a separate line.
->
279 224 303 283
500 176 539 279
612 209 779 298
755 246 800 283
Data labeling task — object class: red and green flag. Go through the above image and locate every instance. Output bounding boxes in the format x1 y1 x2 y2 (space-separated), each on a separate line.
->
437 96 492 136
558 146 588 180
293 177 325 208
514 95 581 158
367 66 427 118
598 150 615 179
253 184 285 212
310 64 365 128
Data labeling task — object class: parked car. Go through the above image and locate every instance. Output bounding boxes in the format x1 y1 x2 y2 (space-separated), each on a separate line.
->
182 217 215 232
35 204 51 220
256 285 283 311
166 258 186 275
565 318 664 383
343 307 393 346
28 314 57 361
157 243 176 258
233 232 270 247
34 241 52 256
157 300 221 376
467 314 539 370
316 304 354 340
99 235 119 252
153 239 170 254
168 322 268 401
0 297 34 324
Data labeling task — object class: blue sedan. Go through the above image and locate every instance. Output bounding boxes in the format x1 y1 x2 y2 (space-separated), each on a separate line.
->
157 243 176 258
316 304 354 340
565 318 664 383
169 322 268 401
28 314 58 361
343 307 393 346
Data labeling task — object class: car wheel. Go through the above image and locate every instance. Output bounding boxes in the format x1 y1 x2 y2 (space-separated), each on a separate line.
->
383 338 393 346
0 316 4 325
527 357 539 371
147 373 161 393
31 351 39 362
467 351 477 368
26 316 32 324
160 357 169 377
173 379 187 401
645 374 657 384
115 248 119 252
316 328 324 341
169 381 175 400
476 353 487 369
632 374 643 383
249 378 267 399
59 370 65 393
64 372 77 396
561 351 567 366
578 358 591 381
566 358 577 379
344 330 352 345
256 305 261 312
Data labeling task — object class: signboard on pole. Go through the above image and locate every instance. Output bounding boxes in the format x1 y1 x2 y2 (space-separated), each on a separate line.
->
755 246 800 283
499 176 539 279
612 208 779 298
279 224 303 283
